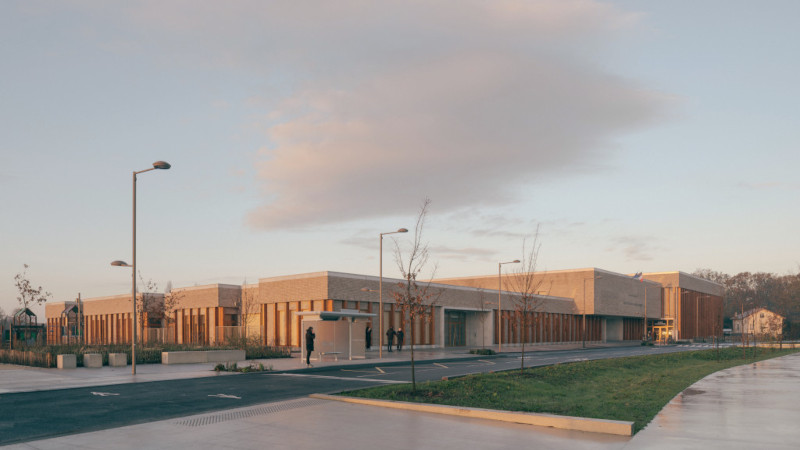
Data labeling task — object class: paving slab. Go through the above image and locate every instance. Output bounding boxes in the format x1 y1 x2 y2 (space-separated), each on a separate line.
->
628 353 800 449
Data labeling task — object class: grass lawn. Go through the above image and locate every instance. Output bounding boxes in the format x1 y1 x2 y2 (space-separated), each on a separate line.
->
342 346 800 433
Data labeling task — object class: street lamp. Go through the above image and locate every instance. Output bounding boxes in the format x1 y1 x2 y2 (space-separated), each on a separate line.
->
379 228 407 358
582 274 603 348
497 260 520 353
113 161 170 375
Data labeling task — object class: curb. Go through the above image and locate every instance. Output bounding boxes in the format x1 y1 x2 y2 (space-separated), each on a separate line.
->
309 393 634 436
270 354 510 375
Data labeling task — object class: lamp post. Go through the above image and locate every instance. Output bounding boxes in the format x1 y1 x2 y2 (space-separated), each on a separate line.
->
582 274 602 348
112 160 170 375
497 260 520 353
379 228 407 358
643 283 648 341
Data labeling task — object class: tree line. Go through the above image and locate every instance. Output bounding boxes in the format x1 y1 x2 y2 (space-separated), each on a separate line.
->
694 268 800 338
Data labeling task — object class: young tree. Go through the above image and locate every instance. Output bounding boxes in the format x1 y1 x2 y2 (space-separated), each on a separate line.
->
14 264 51 310
163 285 185 341
237 280 259 340
505 227 548 373
137 272 161 345
392 198 441 391
474 288 490 349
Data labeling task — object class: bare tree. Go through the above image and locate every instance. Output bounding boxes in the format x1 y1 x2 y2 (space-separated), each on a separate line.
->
163 286 185 340
392 198 441 391
137 272 161 345
14 264 51 310
237 280 260 340
505 227 548 373
474 288 490 349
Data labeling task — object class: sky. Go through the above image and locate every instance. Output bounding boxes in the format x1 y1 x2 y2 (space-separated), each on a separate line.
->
2 0 799 318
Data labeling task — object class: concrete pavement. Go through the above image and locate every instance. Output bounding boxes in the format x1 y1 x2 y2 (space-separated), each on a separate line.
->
0 342 626 394
3 346 799 449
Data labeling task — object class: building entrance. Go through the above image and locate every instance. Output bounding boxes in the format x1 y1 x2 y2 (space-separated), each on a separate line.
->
445 311 466 347
652 319 675 343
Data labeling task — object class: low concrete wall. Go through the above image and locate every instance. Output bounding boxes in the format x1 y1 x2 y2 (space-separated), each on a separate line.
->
311 394 634 436
162 351 205 365
205 350 246 363
84 353 103 368
57 354 76 369
108 353 128 367
162 350 246 365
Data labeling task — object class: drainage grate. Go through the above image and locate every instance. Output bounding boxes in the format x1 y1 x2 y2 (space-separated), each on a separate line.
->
175 398 327 427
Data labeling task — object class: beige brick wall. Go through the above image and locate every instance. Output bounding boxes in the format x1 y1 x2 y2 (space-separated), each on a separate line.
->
80 293 164 315
171 284 240 309
46 302 73 318
258 273 329 303
436 268 658 318
642 272 724 297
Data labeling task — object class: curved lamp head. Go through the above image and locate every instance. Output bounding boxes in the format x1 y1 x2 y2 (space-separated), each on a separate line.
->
111 260 131 267
152 161 171 170
397 228 408 233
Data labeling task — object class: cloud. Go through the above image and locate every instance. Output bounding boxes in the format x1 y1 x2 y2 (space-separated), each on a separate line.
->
431 245 499 261
76 1 666 230
607 235 661 262
242 2 665 229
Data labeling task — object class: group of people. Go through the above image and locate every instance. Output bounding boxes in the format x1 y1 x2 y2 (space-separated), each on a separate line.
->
365 324 404 352
306 323 405 367
384 326 404 352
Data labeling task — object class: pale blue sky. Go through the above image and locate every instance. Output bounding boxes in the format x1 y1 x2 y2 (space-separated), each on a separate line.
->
2 1 799 317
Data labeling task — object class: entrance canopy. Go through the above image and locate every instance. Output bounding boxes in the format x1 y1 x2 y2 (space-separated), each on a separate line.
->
296 309 376 363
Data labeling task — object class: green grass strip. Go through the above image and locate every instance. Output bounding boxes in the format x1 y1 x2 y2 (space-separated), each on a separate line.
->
342 347 800 433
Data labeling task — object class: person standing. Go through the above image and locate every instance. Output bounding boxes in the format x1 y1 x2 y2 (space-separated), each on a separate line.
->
386 326 395 353
396 328 404 352
305 326 315 367
365 324 372 350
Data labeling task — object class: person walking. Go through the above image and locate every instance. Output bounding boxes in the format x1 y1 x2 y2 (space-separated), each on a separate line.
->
386 326 395 353
365 324 372 350
305 326 315 367
396 327 404 352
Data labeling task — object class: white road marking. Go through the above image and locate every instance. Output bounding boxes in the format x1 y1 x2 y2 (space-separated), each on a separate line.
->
208 394 241 399
340 369 380 374
433 363 448 369
271 373 403 384
91 392 119 397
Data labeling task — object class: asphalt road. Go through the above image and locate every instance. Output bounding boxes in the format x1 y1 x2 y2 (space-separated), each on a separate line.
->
0 343 726 445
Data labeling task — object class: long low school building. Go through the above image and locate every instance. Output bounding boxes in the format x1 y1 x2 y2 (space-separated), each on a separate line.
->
45 269 723 348
436 269 724 343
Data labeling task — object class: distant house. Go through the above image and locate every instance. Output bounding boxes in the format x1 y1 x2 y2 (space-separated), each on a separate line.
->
732 308 784 338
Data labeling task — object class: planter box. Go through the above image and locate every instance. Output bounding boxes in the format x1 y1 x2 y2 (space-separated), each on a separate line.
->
108 353 128 367
57 354 77 369
84 353 103 368
161 350 246 365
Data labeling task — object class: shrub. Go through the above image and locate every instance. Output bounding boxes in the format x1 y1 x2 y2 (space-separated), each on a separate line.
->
469 348 497 356
5 341 290 368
